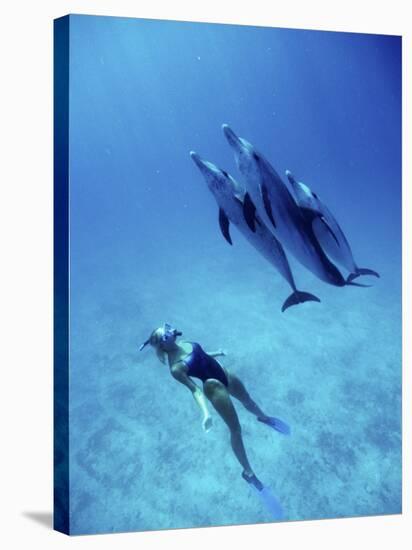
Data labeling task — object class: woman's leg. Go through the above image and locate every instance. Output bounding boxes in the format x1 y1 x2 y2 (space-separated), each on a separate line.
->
203 378 254 476
226 372 291 436
226 372 267 418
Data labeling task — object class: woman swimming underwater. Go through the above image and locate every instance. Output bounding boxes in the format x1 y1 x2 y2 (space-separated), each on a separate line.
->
139 323 290 491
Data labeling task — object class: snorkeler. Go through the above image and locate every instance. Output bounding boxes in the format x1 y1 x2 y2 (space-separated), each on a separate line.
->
139 323 290 492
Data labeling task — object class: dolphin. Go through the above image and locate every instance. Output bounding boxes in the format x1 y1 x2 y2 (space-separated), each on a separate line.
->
221 124 368 289
285 170 380 283
190 151 321 312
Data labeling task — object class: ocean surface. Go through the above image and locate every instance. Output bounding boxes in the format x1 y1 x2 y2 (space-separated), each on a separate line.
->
66 15 402 535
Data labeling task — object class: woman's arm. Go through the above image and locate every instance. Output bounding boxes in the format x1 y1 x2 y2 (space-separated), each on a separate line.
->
170 362 212 432
207 349 226 358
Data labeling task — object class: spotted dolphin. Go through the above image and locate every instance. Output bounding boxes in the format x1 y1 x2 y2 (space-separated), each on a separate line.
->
221 124 369 289
285 170 379 283
190 151 320 312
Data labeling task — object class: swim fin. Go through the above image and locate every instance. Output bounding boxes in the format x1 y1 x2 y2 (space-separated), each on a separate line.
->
242 471 264 491
242 472 284 520
258 416 291 435
257 486 284 520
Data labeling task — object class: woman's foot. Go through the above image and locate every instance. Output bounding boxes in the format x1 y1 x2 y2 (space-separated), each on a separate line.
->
257 415 291 435
242 470 264 491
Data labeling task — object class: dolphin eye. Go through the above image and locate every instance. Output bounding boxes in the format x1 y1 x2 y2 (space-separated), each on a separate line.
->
312 192 318 199
221 169 229 178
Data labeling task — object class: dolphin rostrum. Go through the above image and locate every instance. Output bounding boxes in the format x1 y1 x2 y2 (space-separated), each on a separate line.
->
190 151 321 312
285 170 379 283
221 124 369 288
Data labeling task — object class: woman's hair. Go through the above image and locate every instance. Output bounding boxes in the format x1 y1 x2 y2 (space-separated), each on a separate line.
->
149 328 167 364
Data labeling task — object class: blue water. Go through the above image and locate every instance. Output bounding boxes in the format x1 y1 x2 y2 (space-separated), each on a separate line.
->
66 15 401 535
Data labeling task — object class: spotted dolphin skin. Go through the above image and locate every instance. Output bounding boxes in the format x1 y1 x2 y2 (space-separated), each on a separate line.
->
285 170 379 283
221 124 369 289
190 151 320 312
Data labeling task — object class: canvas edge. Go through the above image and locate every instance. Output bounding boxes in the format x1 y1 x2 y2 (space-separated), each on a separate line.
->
53 13 70 536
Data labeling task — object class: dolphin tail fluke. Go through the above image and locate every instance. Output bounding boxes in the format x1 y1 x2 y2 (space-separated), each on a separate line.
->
345 281 372 288
281 291 321 312
347 268 380 283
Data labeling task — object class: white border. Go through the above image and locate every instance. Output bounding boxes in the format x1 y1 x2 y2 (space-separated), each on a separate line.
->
0 1 409 548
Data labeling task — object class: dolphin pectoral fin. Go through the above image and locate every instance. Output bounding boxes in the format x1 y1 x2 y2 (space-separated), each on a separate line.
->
260 184 277 228
281 291 321 312
319 216 340 247
218 208 232 245
243 192 257 232
235 194 262 227
347 268 380 283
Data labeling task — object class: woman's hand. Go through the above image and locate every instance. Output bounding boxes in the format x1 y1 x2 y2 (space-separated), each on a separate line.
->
202 415 213 433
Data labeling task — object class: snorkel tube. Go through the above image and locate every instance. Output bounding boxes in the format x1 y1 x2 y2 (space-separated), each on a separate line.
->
139 339 150 352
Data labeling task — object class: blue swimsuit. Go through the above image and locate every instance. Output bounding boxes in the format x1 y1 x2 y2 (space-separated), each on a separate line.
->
183 342 229 387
